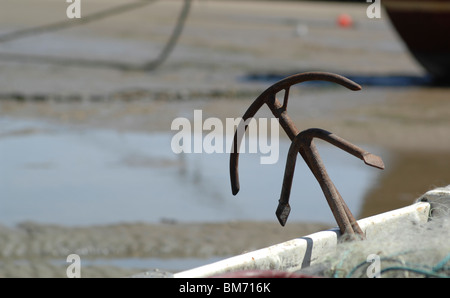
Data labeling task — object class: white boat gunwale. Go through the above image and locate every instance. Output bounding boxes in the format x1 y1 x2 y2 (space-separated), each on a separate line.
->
174 201 431 278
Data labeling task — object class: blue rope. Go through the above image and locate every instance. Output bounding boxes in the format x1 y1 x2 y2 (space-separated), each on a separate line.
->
333 249 352 278
344 250 413 278
340 252 450 278
433 252 450 272
379 266 449 278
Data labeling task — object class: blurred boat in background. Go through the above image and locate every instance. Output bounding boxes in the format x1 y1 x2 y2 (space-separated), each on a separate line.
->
383 0 450 82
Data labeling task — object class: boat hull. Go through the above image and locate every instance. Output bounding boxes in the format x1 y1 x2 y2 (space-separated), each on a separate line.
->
383 0 450 80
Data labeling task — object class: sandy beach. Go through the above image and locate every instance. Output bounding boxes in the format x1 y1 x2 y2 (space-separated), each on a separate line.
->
0 0 449 277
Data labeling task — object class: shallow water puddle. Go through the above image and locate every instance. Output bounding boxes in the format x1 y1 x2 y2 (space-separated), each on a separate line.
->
0 117 384 226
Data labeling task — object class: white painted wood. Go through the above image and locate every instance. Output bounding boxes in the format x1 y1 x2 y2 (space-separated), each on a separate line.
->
174 202 431 278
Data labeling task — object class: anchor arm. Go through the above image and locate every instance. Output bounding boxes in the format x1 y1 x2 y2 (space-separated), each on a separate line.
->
300 128 385 170
230 72 362 195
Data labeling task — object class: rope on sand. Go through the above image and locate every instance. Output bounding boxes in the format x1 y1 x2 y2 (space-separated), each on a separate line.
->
0 0 192 71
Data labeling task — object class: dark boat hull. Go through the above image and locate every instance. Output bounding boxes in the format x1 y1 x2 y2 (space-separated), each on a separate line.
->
383 0 450 80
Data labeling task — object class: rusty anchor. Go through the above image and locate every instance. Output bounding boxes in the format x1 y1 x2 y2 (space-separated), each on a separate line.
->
229 71 384 238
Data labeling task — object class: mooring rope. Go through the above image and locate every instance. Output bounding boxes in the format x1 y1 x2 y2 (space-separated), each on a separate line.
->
0 0 192 71
340 251 450 278
0 0 157 43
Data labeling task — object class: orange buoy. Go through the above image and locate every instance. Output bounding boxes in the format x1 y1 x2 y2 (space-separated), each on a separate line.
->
337 14 353 28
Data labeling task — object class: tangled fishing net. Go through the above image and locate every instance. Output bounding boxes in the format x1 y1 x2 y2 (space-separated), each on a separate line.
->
312 186 450 278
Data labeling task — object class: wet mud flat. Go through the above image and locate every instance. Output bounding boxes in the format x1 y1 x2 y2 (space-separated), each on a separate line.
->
0 221 329 278
1 99 448 278
0 0 449 277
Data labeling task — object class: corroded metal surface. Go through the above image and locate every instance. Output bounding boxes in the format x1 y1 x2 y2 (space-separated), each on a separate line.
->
229 71 385 237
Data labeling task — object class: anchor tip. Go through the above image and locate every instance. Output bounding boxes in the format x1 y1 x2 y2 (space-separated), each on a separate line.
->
363 153 385 170
276 203 291 227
